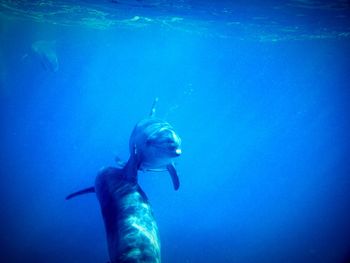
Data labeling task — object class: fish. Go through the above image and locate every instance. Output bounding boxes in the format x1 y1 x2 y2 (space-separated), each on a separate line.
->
31 40 59 72
66 98 182 263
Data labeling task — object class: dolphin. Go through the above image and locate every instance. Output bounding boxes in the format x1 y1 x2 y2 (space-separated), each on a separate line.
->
66 98 182 263
31 40 59 72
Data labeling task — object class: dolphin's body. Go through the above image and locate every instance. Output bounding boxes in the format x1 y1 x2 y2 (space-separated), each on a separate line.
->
67 98 181 263
31 40 59 72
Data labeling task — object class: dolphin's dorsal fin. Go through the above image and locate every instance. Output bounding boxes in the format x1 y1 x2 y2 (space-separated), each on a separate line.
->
167 163 180 190
149 97 159 117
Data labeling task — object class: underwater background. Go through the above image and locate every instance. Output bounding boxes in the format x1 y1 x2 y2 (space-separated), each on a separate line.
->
1 0 350 262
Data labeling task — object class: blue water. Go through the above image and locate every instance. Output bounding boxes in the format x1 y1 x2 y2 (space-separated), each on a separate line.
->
1 1 350 262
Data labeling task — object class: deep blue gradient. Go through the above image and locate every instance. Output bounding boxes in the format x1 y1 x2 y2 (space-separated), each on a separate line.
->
1 1 350 262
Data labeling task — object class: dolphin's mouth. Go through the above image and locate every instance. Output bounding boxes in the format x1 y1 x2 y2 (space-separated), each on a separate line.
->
170 147 182 157
147 135 181 157
165 143 182 157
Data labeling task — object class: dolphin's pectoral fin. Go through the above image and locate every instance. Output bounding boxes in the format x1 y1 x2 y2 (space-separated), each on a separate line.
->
66 187 95 200
167 163 180 190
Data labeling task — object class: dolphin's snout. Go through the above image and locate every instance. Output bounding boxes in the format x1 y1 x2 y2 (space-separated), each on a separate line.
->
167 131 181 157
175 148 182 156
148 128 181 149
167 144 182 157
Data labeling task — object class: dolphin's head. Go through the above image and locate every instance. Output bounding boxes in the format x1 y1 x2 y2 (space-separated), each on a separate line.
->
129 118 182 171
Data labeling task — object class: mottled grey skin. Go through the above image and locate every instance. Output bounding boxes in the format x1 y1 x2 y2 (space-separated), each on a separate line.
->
95 165 160 263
